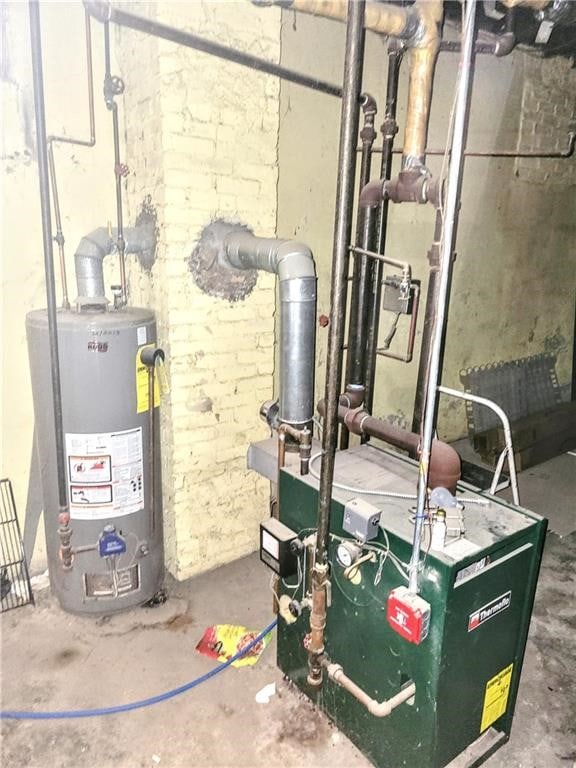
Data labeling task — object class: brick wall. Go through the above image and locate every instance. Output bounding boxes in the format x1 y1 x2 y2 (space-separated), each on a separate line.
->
516 54 576 184
118 2 281 578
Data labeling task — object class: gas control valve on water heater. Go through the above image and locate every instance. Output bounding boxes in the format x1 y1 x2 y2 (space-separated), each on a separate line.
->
26 229 164 614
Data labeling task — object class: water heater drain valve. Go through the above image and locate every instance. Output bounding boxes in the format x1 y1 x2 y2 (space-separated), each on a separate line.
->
386 586 431 644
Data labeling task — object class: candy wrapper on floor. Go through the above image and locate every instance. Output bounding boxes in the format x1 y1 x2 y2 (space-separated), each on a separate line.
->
196 624 272 668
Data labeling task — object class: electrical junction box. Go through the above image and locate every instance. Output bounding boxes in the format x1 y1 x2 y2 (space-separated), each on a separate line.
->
260 518 298 577
343 497 381 541
248 439 547 768
387 586 431 644
382 275 414 314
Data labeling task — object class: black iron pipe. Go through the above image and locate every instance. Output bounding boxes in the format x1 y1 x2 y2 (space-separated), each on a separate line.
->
363 44 403 418
341 93 378 450
315 0 366 569
83 0 342 99
28 0 68 515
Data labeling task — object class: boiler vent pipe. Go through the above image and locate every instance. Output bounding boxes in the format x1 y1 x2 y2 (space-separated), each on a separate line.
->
224 232 316 429
409 0 477 595
28 0 69 517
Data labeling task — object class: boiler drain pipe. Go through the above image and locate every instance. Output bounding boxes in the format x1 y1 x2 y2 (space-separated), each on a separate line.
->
28 0 71 557
409 0 477 595
310 0 366 689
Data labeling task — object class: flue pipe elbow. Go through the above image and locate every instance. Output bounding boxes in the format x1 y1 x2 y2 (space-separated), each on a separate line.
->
224 230 317 430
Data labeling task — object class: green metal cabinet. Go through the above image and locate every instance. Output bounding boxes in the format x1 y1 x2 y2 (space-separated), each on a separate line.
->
275 443 546 768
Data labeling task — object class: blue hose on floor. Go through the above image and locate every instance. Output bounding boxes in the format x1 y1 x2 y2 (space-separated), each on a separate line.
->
1 618 278 720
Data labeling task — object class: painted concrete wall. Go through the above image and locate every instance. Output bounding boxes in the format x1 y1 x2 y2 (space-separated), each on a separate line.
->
277 13 576 442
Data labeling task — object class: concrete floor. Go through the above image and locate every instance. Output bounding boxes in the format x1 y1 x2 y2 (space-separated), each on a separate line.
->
2 527 575 768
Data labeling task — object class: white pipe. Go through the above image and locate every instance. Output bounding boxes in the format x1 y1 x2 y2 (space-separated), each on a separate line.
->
437 385 520 505
325 662 416 717
409 0 477 595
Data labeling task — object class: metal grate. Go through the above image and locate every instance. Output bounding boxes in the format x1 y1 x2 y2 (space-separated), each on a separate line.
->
1 478 34 612
459 354 561 435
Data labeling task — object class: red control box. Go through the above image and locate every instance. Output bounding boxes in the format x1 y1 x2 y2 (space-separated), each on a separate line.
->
386 586 431 644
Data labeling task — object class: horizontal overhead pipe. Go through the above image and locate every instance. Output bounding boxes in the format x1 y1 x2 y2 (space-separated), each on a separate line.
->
316 399 461 492
84 0 342 98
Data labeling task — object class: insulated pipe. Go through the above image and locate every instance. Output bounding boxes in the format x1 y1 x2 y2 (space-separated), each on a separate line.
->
317 399 461 492
74 226 156 306
28 0 69 518
224 232 317 429
324 661 416 718
403 0 442 170
267 0 441 170
409 0 477 595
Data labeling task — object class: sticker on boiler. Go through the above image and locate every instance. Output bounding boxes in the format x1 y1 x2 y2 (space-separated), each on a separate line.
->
468 590 511 632
480 663 514 733
65 429 144 520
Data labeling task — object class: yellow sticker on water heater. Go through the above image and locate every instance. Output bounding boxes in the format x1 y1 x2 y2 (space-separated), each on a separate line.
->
480 663 514 733
136 345 160 414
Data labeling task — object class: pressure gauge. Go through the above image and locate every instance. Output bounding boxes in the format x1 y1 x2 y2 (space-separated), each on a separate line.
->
336 541 362 568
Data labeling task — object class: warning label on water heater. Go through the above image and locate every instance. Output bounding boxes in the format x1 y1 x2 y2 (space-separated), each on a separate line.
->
65 428 144 520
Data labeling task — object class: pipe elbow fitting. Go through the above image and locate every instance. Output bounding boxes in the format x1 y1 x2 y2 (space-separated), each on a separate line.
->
276 240 316 282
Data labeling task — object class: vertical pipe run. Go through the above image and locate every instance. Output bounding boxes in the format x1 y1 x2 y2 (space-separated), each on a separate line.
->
363 45 403 416
411 208 443 436
341 94 377 450
409 0 477 594
104 21 127 306
315 0 365 568
28 0 69 515
309 0 365 687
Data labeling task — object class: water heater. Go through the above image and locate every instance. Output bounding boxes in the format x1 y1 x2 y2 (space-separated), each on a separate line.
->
26 307 164 614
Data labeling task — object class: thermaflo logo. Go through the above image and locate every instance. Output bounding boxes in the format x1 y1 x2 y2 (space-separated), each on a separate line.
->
468 591 512 632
